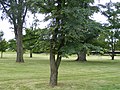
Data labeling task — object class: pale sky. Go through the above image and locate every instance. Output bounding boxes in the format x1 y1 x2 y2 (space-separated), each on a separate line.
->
93 0 120 23
0 0 120 41
0 13 49 41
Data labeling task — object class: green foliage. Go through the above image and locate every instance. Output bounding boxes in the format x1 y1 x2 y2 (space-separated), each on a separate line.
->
0 0 29 24
0 39 8 58
23 28 37 51
116 40 120 50
31 0 103 57
8 39 16 51
0 39 8 52
99 1 120 50
23 28 50 53
33 40 50 53
98 1 120 59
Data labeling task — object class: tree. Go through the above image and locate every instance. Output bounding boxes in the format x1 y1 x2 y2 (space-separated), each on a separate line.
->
23 28 38 58
75 20 102 61
66 1 102 62
0 39 8 58
8 39 16 51
34 0 99 87
0 0 30 62
99 1 120 60
35 28 51 53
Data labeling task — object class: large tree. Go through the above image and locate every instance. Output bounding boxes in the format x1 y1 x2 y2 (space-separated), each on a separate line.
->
0 0 30 62
34 0 99 87
75 20 102 61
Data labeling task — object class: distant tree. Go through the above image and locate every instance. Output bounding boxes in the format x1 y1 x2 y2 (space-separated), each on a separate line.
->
23 28 38 58
23 27 50 56
99 1 120 60
0 39 8 58
91 32 109 54
75 20 102 62
8 39 16 51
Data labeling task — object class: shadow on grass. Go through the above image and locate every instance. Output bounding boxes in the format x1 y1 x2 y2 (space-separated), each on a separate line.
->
62 59 119 65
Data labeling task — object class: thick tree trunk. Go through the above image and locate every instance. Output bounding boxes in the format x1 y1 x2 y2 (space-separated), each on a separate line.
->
50 61 58 87
30 50 32 58
49 45 58 87
49 53 61 87
49 40 62 87
16 27 24 62
76 51 87 61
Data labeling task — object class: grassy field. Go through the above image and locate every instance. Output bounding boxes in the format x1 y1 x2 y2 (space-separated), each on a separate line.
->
0 52 120 90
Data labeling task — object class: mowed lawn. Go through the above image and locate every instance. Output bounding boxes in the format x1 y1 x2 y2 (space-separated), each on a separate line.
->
0 52 120 90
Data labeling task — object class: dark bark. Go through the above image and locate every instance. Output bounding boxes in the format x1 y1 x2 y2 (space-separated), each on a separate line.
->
30 50 32 58
76 51 87 61
49 52 62 87
16 27 24 62
49 40 58 87
49 49 58 86
111 47 115 60
111 37 115 60
49 41 63 87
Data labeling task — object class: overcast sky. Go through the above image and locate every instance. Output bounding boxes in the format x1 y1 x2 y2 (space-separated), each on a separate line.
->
0 0 120 41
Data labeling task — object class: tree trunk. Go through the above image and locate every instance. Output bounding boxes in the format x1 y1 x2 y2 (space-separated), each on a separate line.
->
16 27 24 62
30 50 32 58
111 48 115 60
49 39 62 87
49 45 58 87
76 51 87 61
111 38 115 60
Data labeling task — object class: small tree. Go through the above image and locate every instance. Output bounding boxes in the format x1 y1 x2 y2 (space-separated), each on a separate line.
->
23 28 38 58
8 39 16 51
0 39 8 58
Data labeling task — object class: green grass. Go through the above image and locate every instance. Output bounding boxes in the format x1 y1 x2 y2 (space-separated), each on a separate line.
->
0 52 120 90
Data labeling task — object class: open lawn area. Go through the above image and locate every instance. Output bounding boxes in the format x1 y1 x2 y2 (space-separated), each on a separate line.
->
0 52 120 90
